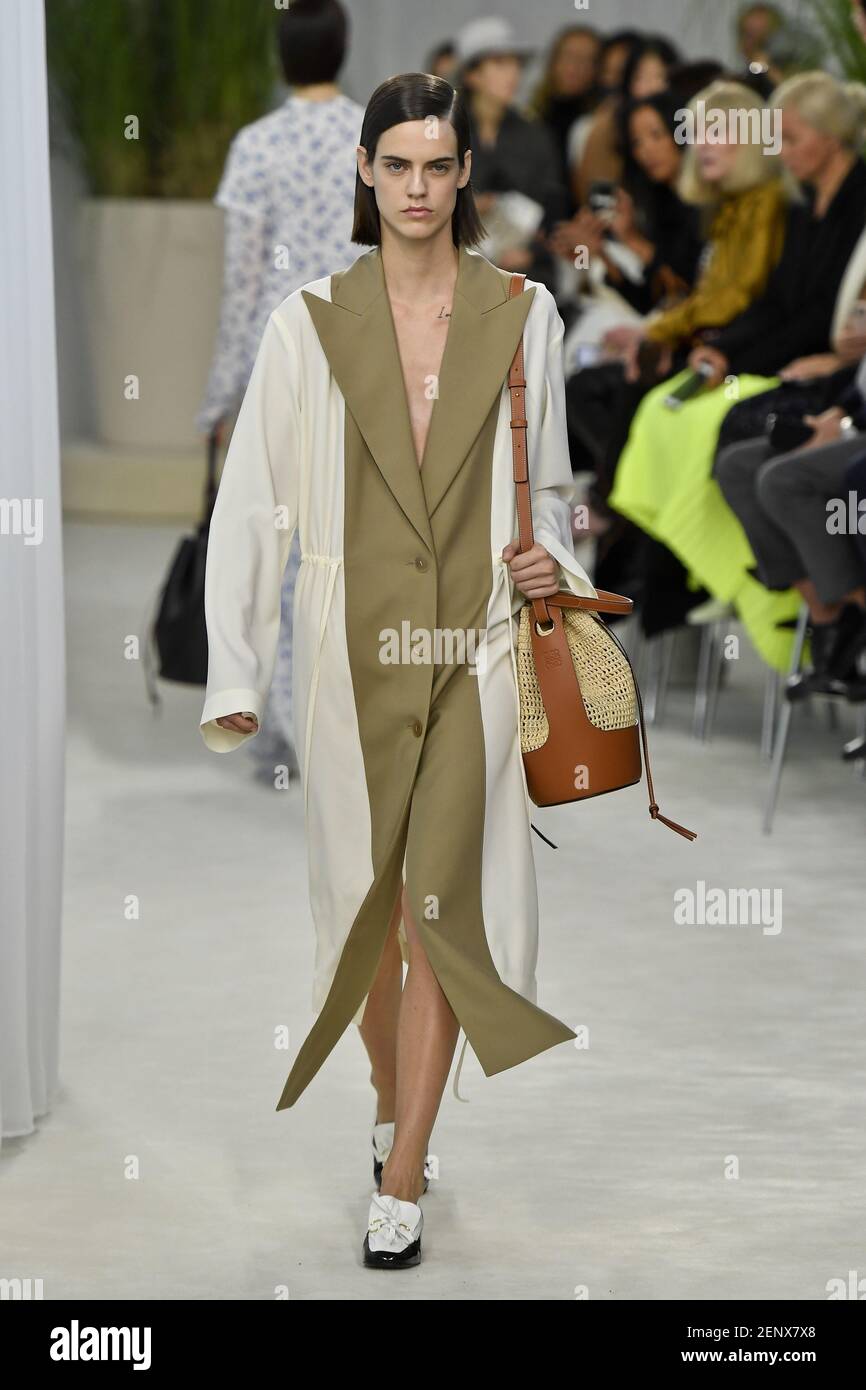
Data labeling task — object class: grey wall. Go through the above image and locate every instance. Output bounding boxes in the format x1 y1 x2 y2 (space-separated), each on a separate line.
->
336 0 774 105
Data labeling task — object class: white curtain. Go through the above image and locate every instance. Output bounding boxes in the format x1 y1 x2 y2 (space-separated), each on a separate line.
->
0 0 64 1143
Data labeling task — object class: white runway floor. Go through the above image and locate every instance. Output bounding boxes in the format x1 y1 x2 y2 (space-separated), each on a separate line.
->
2 520 865 1300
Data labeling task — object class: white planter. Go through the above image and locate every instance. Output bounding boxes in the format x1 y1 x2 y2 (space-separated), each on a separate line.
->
76 198 224 449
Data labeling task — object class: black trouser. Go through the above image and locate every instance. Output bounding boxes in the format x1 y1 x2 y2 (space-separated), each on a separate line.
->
566 358 706 632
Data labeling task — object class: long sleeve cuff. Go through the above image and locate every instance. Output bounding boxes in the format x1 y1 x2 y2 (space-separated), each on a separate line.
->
200 688 264 752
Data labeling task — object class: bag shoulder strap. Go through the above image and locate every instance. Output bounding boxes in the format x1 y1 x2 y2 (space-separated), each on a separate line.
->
505 274 696 842
505 273 547 631
505 274 632 621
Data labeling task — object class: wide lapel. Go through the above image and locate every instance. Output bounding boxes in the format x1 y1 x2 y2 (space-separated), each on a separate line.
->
301 248 433 553
420 247 536 520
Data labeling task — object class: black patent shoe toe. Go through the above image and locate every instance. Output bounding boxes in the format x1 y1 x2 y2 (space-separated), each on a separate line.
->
362 1232 422 1268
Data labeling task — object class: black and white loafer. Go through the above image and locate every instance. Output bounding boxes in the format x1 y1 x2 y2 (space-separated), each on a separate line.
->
362 1192 423 1269
372 1120 430 1193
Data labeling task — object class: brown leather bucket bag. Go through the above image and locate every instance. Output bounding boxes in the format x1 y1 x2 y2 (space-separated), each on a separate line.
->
506 272 697 842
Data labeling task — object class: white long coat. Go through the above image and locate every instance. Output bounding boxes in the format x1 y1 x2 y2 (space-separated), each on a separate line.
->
199 245 598 1109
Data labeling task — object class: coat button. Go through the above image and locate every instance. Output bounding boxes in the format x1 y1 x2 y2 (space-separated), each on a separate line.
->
414 556 428 571
411 719 423 737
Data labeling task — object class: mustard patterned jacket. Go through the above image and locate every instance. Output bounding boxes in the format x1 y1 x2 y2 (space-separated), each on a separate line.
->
644 178 787 347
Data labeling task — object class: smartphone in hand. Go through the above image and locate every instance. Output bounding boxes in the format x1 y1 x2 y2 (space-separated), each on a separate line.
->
663 362 715 411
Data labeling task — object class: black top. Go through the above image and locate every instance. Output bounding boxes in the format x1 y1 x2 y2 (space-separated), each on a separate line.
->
711 157 866 375
468 106 571 227
538 91 600 212
611 183 704 316
467 106 572 296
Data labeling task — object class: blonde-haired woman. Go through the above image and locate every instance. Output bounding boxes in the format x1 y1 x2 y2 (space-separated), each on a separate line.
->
604 80 787 382
574 80 785 598
607 70 866 670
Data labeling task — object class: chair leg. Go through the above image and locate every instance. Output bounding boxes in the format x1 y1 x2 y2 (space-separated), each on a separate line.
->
704 621 727 743
763 603 809 834
761 669 781 761
644 630 676 726
854 704 866 781
692 622 715 740
656 629 677 727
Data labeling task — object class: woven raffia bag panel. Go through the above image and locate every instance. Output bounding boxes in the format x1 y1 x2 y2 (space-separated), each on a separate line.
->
516 604 638 753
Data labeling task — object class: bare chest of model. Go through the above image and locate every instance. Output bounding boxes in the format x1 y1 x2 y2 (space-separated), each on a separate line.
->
388 295 452 470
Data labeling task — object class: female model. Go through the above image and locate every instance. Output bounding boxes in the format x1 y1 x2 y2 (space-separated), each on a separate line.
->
199 72 598 1269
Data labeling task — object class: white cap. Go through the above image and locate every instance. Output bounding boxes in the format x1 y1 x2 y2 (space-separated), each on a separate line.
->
454 17 535 71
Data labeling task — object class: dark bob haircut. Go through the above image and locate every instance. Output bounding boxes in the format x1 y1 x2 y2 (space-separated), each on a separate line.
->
351 72 485 247
278 0 348 88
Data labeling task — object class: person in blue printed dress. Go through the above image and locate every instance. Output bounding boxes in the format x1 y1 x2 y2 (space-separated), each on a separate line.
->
196 0 365 782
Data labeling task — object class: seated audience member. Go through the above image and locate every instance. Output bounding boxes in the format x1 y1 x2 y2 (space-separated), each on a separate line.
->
838 449 866 755
737 1 784 64
565 80 786 596
426 40 457 83
566 29 642 204
667 60 727 106
551 90 704 369
575 36 681 206
715 346 866 703
529 24 602 209
734 2 784 94
713 222 866 454
607 71 866 668
455 16 569 292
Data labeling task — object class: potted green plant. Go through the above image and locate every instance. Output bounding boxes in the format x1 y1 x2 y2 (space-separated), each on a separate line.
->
47 0 277 449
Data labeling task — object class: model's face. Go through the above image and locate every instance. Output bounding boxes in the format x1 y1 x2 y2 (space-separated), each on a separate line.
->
780 104 839 184
357 119 471 244
629 106 680 184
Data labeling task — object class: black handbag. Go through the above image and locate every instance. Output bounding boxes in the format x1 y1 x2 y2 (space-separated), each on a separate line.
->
142 430 219 708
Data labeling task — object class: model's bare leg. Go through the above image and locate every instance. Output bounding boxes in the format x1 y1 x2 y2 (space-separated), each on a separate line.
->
379 883 460 1204
358 882 404 1124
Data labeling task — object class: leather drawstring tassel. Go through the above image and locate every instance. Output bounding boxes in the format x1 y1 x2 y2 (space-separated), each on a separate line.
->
649 803 698 841
606 623 699 844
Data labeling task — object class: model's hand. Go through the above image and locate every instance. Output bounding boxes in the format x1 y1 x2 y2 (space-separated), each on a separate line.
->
502 540 559 599
215 712 259 734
